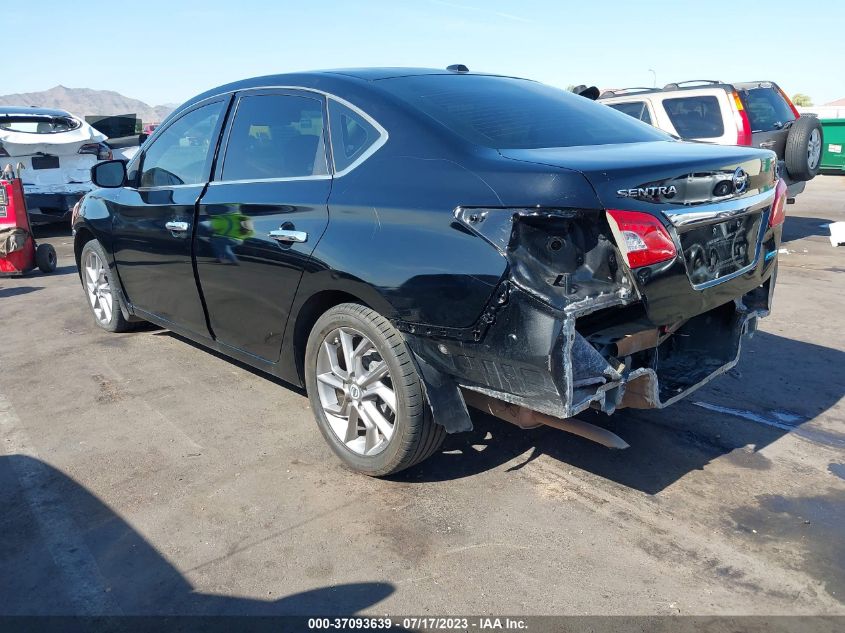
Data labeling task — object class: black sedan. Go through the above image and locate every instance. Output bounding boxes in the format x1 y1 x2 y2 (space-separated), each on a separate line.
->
73 67 785 475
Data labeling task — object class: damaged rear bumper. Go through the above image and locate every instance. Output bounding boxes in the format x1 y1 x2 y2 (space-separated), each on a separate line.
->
403 271 775 432
24 186 92 224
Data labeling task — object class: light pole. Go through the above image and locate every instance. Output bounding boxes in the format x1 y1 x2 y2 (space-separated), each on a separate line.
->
649 69 657 88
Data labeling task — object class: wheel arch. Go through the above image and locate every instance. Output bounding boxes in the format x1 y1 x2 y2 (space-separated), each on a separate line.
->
290 289 374 385
73 225 96 272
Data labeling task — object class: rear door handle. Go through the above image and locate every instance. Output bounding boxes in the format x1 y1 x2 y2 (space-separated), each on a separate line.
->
269 229 307 243
165 221 189 233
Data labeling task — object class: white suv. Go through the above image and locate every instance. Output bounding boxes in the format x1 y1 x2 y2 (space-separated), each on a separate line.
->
599 80 823 200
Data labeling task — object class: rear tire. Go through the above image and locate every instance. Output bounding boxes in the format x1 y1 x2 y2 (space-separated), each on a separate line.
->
36 243 57 273
79 239 133 333
785 116 823 181
305 303 446 476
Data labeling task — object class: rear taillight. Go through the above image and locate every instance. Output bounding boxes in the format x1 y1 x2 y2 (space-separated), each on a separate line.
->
606 209 677 268
78 143 112 161
769 179 788 227
730 91 752 146
777 86 801 120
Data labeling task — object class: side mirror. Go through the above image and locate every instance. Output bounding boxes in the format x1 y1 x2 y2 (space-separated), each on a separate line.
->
92 160 127 188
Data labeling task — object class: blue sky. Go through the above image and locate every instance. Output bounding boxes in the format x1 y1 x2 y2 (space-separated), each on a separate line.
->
7 0 844 106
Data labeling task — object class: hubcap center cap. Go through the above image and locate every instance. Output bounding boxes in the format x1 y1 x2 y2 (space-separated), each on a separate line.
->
349 384 361 400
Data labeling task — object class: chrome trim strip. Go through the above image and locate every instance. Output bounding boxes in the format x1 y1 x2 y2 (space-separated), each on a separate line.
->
662 188 775 228
186 85 389 180
207 175 331 186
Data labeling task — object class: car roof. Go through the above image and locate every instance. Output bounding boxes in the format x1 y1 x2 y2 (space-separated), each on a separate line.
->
321 67 510 81
176 67 530 118
600 80 781 99
0 106 75 117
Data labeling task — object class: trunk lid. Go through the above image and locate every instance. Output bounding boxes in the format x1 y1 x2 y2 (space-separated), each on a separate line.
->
499 140 780 324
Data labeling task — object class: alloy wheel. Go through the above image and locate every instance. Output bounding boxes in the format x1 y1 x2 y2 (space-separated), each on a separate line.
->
84 250 113 325
315 327 397 456
808 128 822 171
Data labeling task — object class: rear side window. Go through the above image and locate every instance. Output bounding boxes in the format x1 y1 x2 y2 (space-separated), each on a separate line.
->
739 87 796 132
221 94 328 181
328 100 381 173
380 74 669 149
140 101 224 187
607 101 652 125
662 95 724 139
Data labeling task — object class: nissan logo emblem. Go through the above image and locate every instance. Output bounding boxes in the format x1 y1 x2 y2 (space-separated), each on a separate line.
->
732 168 748 194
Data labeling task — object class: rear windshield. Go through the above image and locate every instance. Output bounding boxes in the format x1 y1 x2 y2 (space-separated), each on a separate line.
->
379 74 669 149
0 115 81 134
662 95 724 139
738 87 796 132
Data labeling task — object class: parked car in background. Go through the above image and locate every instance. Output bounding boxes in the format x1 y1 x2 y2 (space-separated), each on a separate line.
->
143 123 159 135
74 68 785 476
0 107 112 224
599 80 822 200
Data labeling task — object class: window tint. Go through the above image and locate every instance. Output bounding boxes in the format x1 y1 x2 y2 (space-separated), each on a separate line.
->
739 87 796 132
140 102 223 187
607 101 652 125
328 100 380 172
221 94 328 181
662 96 724 139
379 74 669 149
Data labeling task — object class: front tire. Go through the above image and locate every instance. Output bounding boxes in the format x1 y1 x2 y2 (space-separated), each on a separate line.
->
305 303 445 476
79 239 132 332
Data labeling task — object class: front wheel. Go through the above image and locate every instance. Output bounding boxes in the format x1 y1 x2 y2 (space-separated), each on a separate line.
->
305 303 446 476
79 239 133 332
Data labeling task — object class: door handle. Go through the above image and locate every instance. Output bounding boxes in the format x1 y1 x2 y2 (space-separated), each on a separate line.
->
269 229 307 243
165 221 189 233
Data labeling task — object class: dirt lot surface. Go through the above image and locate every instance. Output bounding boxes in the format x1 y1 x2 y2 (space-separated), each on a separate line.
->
1 176 843 617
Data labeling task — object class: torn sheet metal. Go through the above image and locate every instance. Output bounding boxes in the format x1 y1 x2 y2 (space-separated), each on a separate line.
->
406 281 770 432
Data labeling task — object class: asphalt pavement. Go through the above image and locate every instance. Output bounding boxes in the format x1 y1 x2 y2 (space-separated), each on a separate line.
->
0 176 843 617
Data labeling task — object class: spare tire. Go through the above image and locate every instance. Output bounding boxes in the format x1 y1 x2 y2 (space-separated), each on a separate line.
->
784 116 823 181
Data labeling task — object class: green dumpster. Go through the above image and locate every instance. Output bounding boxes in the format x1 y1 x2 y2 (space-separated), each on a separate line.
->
820 118 845 172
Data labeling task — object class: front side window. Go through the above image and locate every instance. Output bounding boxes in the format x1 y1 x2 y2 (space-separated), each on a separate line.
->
379 74 669 149
328 100 381 172
221 94 328 181
140 101 224 188
662 95 724 139
607 101 652 125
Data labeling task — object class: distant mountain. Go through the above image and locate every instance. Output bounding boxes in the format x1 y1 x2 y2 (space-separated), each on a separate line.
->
0 85 174 125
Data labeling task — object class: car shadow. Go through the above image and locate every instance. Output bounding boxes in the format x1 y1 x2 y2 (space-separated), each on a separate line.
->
153 330 306 396
390 330 845 494
780 215 834 243
0 285 43 298
0 454 399 620
139 326 844 496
